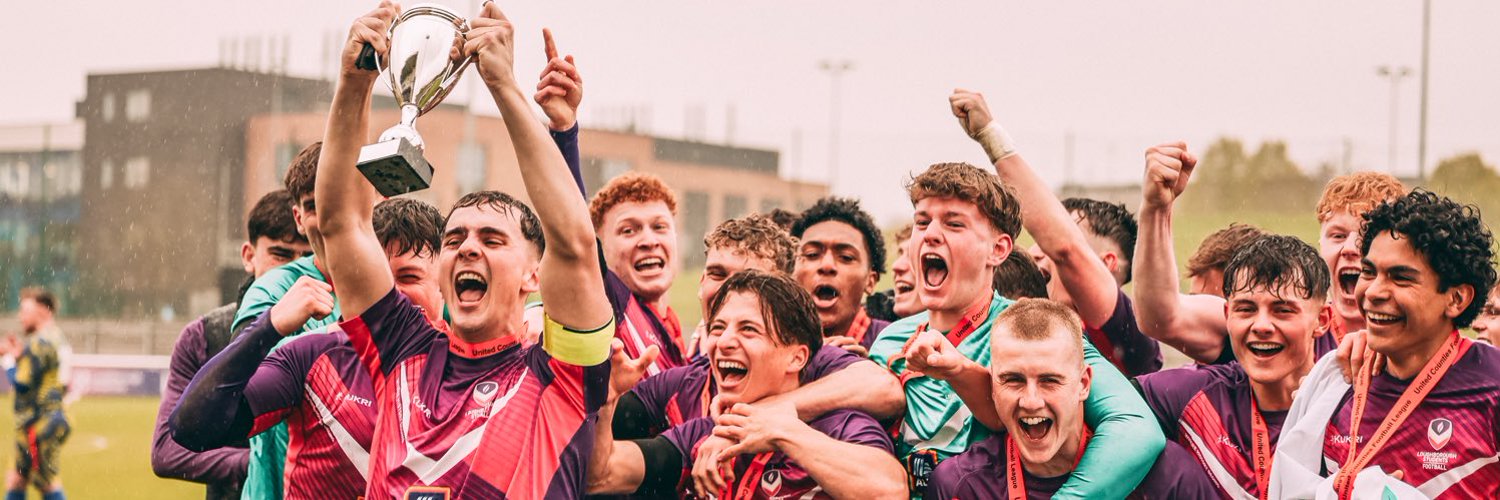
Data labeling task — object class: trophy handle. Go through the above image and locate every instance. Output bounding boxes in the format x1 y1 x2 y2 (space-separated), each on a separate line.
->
355 43 380 72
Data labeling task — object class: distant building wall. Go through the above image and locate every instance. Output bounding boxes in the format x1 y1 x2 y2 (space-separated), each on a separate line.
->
0 122 84 312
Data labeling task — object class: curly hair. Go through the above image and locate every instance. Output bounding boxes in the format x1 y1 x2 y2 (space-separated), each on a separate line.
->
1359 189 1496 327
282 142 323 204
1222 234 1329 301
767 208 798 231
704 213 798 274
1316 172 1406 223
447 190 545 256
588 172 678 229
374 198 444 259
1188 223 1266 278
1062 198 1138 284
907 162 1022 238
791 197 888 275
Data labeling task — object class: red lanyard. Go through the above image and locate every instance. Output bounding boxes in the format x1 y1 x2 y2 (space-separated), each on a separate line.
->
1332 331 1469 500
1249 398 1271 500
845 309 872 344
1005 425 1091 500
719 452 774 500
887 297 992 374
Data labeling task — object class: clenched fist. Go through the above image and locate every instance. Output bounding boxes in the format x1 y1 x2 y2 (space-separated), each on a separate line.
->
1142 142 1197 210
460 1 519 91
340 1 399 86
949 88 995 139
269 277 335 336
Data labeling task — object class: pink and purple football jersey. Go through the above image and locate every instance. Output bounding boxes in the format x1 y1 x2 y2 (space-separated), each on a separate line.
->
1137 362 1286 498
925 435 1217 499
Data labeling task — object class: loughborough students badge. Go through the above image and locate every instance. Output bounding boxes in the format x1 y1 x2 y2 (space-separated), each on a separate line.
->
1427 418 1453 450
472 381 500 406
354 3 473 196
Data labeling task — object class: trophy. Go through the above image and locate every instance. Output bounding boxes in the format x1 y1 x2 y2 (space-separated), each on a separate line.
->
355 3 472 196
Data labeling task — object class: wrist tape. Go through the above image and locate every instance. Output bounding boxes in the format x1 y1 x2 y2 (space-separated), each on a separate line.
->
973 122 1018 163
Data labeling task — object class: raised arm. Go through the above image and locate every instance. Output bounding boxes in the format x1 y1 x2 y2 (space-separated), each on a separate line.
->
950 90 1118 328
467 6 612 341
1133 142 1228 363
315 2 399 320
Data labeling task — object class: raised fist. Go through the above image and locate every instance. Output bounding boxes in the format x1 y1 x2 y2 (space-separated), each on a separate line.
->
340 1 399 85
461 1 518 90
269 276 335 336
1142 142 1198 210
949 89 995 139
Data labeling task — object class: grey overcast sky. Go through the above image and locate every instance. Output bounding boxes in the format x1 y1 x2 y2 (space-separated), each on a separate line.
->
6 1 1498 222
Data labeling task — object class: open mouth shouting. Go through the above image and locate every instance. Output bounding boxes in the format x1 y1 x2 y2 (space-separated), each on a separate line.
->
921 253 949 289
455 270 489 304
715 358 749 392
1017 415 1054 442
812 284 840 310
1245 341 1286 359
1336 267 1360 298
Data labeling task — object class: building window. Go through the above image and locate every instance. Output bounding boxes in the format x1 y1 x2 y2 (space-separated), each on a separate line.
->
682 191 711 268
759 197 784 214
124 157 150 189
101 93 116 123
99 159 114 190
125 89 151 122
456 141 487 194
723 195 747 220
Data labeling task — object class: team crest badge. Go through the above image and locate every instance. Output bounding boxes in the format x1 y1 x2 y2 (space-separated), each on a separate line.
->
760 469 782 495
1427 418 1453 450
473 381 500 405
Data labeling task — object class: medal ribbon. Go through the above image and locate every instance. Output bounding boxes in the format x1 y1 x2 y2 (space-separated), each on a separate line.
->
719 452 774 500
1005 425 1092 500
1332 330 1470 500
845 309 873 345
887 297 993 376
1249 398 1271 500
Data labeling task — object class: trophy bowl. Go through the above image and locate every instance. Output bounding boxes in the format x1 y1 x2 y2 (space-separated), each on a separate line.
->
357 3 472 197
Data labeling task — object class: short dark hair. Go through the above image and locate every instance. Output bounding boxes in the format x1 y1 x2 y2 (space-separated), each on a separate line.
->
1061 198 1138 284
995 251 1048 300
447 190 545 256
1360 189 1496 327
707 270 823 357
1222 234 1329 302
19 287 56 313
1188 223 1265 278
791 197 888 275
375 198 444 259
907 162 1022 238
767 208 798 231
246 189 306 244
282 142 323 204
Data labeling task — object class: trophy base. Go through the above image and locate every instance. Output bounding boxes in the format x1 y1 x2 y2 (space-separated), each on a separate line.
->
357 138 433 197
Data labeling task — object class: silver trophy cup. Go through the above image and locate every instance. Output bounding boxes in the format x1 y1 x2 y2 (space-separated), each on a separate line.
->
357 3 472 196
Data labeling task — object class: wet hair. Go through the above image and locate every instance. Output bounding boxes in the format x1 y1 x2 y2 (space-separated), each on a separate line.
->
791 196 887 275
19 287 56 313
374 198 444 259
907 162 1022 238
1359 189 1496 327
704 213 798 274
246 189 307 245
1222 234 1329 302
707 270 823 356
994 251 1048 300
1061 198 1137 284
588 172 678 229
767 208 798 231
994 298 1084 363
447 190 545 256
1316 172 1406 223
1188 223 1265 278
281 142 323 205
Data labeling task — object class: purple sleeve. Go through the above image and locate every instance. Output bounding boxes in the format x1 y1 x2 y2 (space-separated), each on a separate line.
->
628 367 690 426
860 319 891 351
152 318 249 483
1139 440 1220 499
661 417 713 460
550 124 584 197
1135 365 1227 440
800 343 863 384
817 410 895 454
1092 291 1164 376
243 334 341 434
170 313 284 452
342 288 440 376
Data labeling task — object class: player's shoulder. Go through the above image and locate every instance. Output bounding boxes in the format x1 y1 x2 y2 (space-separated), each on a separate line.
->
808 408 882 434
1138 362 1242 403
1455 341 1500 385
930 435 1003 495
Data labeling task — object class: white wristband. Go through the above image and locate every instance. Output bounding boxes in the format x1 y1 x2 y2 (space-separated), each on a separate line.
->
973 122 1018 163
1 356 14 370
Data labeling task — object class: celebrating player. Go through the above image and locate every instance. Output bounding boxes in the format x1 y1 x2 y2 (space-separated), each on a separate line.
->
791 196 890 355
928 299 1216 499
1271 190 1500 499
949 89 1162 377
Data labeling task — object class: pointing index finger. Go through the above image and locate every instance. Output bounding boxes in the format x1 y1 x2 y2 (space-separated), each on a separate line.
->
543 28 558 60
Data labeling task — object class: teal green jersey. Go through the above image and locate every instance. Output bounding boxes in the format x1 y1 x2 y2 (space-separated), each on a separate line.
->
232 255 342 500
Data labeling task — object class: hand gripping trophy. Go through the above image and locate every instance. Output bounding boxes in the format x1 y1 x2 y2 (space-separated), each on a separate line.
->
355 3 471 196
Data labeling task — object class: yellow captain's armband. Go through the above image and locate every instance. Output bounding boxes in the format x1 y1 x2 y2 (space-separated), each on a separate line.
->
542 315 615 366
